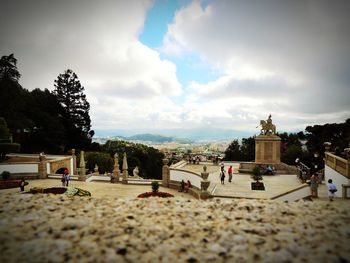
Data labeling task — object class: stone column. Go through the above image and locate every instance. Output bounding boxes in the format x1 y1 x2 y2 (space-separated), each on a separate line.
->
38 153 47 179
200 165 210 199
78 151 86 181
162 158 170 187
122 152 128 184
111 153 120 183
72 149 77 175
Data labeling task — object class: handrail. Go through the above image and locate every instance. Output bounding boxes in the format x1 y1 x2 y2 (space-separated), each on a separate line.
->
169 167 201 177
271 183 309 200
325 152 350 179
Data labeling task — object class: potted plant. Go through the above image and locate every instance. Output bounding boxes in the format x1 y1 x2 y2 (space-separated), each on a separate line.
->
251 166 265 190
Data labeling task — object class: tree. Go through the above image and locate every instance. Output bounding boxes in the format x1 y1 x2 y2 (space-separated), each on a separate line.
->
102 140 164 179
0 54 20 81
224 140 241 161
53 69 93 150
241 136 255 161
0 54 32 143
21 89 67 153
0 117 20 160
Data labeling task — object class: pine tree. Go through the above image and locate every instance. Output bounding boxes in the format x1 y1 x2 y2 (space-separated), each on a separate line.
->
53 69 92 149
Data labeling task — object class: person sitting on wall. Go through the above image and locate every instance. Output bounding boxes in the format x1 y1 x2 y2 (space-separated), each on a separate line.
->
184 180 192 192
266 165 274 175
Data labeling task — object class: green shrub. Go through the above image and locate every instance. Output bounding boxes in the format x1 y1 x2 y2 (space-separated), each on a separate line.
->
85 152 114 174
252 166 262 182
151 181 159 193
1 171 11 181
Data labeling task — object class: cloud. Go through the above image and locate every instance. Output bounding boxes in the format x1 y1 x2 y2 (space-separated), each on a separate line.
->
0 0 182 131
162 0 350 131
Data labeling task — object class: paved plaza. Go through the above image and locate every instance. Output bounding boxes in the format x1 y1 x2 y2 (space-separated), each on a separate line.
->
184 162 332 200
0 163 337 201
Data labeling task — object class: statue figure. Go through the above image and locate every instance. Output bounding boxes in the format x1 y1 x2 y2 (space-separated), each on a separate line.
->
259 114 276 135
133 166 140 178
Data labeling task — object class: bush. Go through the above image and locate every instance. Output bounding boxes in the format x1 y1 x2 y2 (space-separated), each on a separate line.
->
85 152 114 174
1 171 10 181
252 166 262 182
151 181 159 193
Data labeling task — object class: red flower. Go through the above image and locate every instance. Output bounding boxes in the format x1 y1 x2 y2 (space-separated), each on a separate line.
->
137 192 174 198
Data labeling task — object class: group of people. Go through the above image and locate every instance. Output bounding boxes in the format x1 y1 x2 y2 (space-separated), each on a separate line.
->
309 173 338 201
187 155 200 165
179 180 192 192
61 169 70 187
219 163 233 185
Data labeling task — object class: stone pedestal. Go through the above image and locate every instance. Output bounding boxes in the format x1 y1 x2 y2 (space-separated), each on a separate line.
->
72 149 77 175
38 154 47 179
255 135 281 164
162 159 170 187
200 165 210 199
111 153 120 183
78 151 86 181
122 153 128 184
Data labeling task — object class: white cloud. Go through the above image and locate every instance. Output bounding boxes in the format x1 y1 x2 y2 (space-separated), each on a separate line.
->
162 0 350 132
0 0 183 131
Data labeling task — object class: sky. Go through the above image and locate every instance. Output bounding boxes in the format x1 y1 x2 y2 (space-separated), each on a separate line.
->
1 0 349 139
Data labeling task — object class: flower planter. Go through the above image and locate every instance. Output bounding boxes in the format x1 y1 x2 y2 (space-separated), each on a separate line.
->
251 182 265 191
0 180 28 189
137 192 174 198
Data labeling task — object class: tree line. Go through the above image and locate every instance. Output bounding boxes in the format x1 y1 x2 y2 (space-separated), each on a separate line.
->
0 54 164 179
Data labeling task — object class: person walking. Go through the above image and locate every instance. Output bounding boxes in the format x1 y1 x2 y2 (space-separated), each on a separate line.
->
327 179 337 201
61 172 66 187
228 166 233 182
220 171 225 185
64 169 70 187
309 174 319 198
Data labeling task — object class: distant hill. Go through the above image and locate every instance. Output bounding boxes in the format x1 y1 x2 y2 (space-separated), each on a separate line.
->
110 133 193 144
93 128 253 142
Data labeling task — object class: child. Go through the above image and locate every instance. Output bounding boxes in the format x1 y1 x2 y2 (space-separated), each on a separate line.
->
327 179 337 201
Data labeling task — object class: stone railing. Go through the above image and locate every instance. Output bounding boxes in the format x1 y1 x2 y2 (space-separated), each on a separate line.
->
271 184 310 202
325 152 350 179
162 159 211 199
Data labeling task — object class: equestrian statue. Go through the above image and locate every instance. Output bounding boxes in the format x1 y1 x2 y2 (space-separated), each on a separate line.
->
258 114 276 135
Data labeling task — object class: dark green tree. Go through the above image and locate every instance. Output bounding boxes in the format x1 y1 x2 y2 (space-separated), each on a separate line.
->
0 117 20 160
21 89 67 153
102 140 164 179
53 69 93 150
0 54 21 81
240 136 255 161
224 140 241 161
0 54 32 142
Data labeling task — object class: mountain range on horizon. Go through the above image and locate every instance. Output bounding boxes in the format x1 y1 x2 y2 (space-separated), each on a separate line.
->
93 128 254 142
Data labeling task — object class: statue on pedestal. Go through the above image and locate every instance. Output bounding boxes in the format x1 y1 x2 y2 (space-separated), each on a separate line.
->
259 114 276 135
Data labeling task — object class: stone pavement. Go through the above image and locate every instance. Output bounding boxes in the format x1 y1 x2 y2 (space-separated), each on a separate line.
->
205 162 334 200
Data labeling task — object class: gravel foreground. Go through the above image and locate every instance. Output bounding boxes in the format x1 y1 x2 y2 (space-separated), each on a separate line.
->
0 193 349 263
